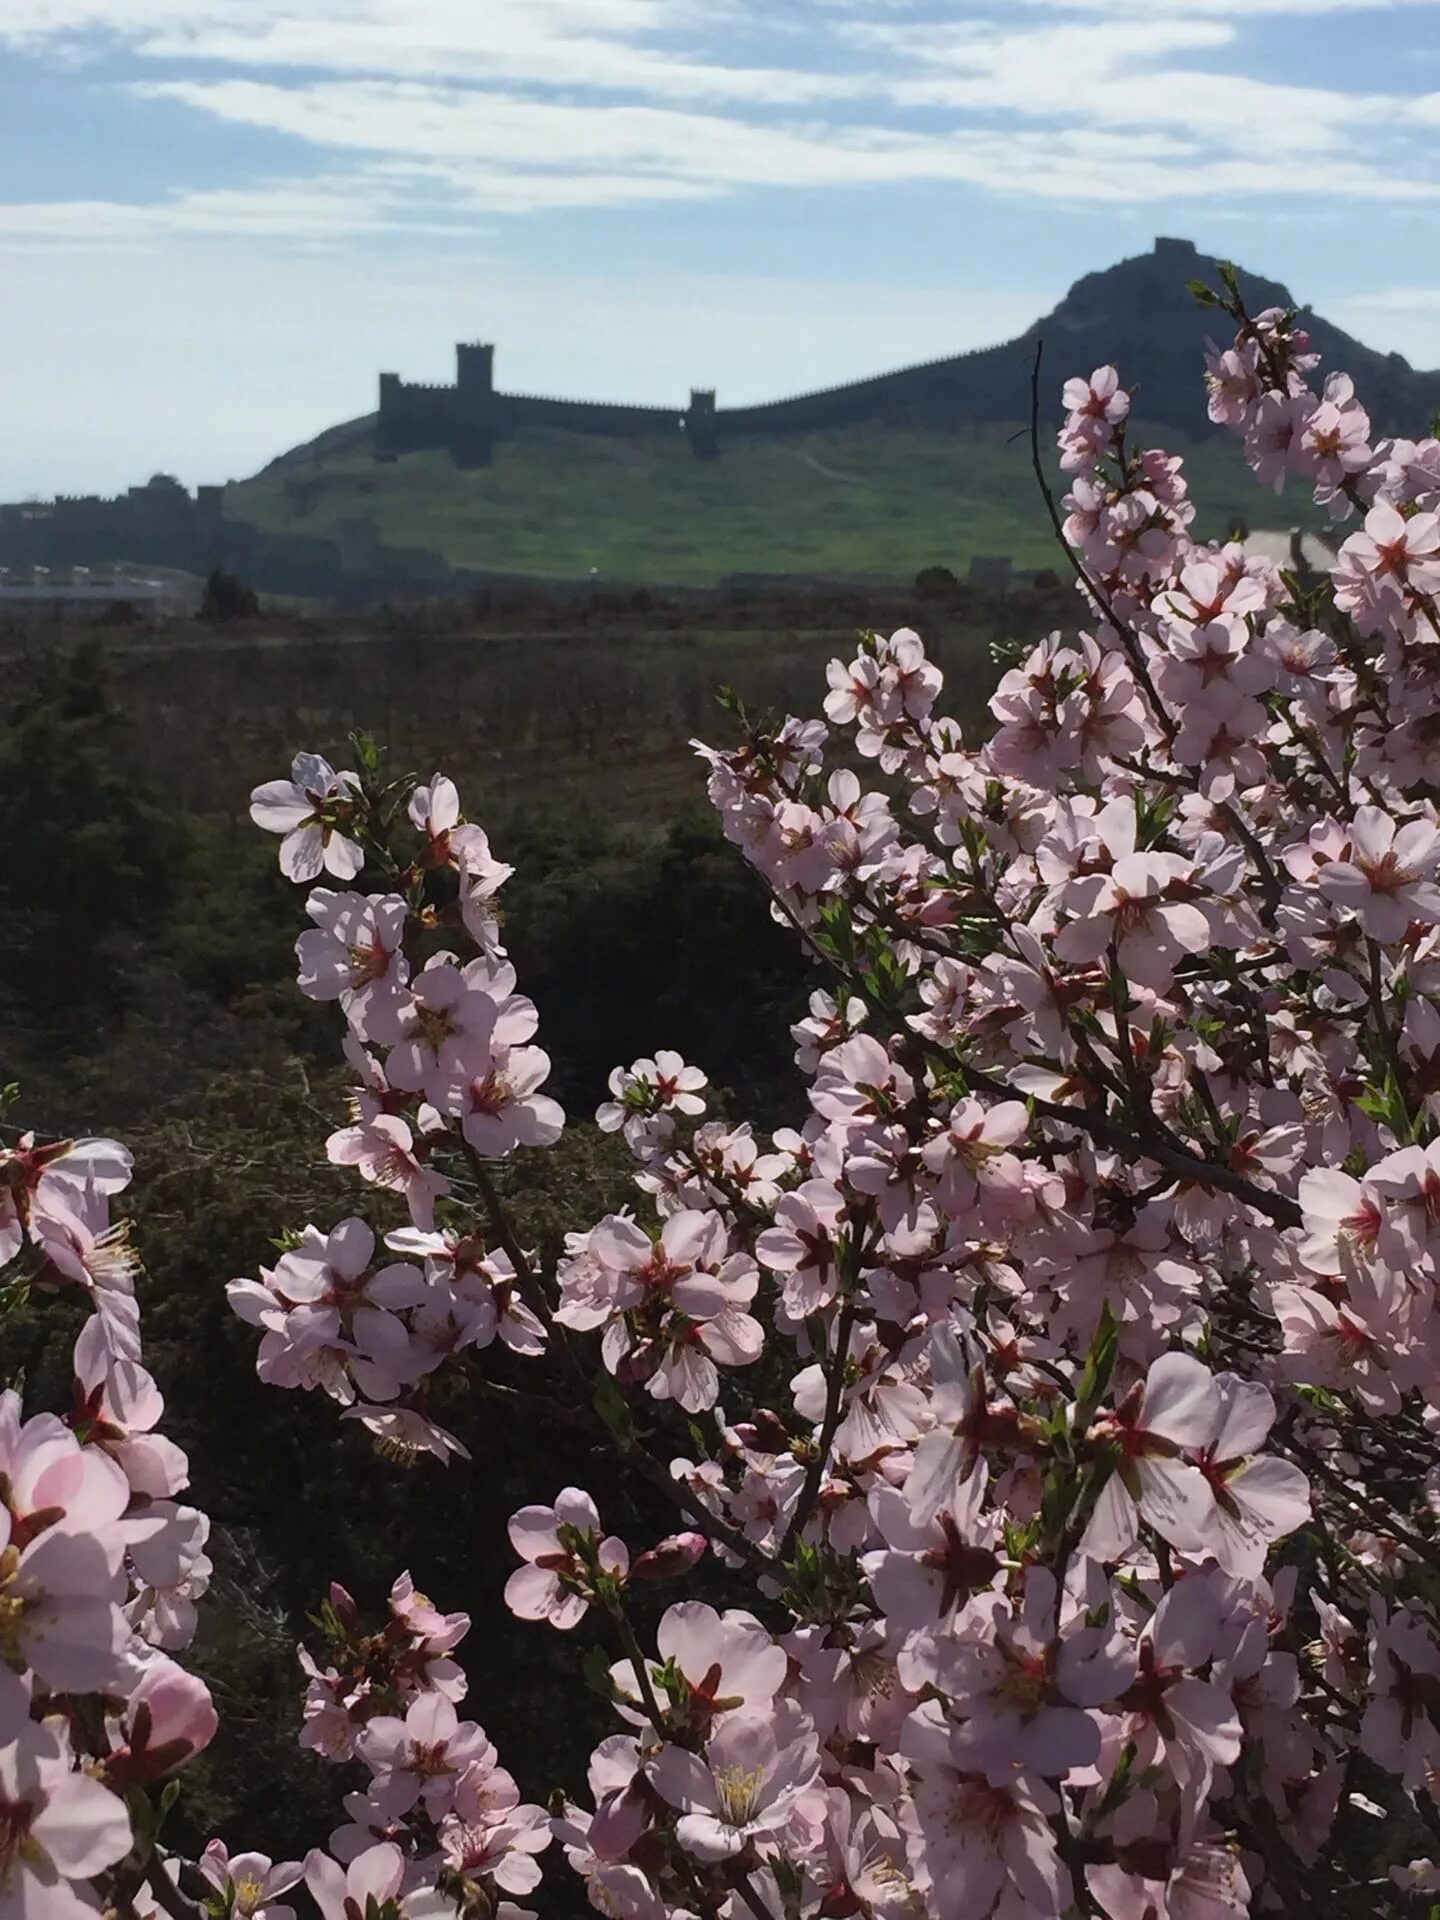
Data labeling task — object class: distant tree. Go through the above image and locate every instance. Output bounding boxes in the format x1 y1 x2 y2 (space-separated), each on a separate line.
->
199 567 260 622
913 562 959 600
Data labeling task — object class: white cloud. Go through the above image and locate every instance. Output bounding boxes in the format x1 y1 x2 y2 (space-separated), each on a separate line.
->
0 175 479 244
1011 0 1440 13
2 0 1439 227
0 0 854 104
123 72 1440 215
1327 286 1440 367
856 17 1396 160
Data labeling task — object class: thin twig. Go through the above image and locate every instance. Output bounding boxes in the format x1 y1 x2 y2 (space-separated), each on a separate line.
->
143 1861 206 1920
607 1600 667 1734
779 1291 859 1560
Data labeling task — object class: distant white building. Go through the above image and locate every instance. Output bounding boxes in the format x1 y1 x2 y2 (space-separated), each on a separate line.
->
0 565 175 610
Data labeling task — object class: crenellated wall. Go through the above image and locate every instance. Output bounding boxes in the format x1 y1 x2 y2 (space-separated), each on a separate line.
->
373 332 1033 466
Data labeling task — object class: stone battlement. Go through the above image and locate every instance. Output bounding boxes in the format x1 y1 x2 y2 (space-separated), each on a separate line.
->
375 323 1038 467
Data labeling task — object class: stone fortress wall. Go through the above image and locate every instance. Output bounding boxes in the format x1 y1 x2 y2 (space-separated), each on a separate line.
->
376 331 1026 467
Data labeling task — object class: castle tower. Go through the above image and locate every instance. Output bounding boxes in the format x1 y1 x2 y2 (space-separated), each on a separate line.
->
452 343 498 469
456 343 495 396
376 373 403 462
685 388 719 461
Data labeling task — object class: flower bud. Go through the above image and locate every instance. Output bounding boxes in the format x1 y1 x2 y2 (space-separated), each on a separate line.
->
629 1532 707 1583
108 1655 218 1783
329 1581 362 1634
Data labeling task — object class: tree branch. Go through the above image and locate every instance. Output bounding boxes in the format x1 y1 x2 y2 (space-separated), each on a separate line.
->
779 1290 859 1560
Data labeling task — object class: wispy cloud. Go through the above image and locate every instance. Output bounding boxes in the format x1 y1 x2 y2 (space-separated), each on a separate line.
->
124 66 1440 221
0 175 480 246
1 0 1439 239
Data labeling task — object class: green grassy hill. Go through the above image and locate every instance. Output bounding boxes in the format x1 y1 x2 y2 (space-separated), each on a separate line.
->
227 417 1323 587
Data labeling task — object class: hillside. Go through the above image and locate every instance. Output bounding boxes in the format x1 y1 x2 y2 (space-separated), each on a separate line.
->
228 420 1325 587
225 238 1420 586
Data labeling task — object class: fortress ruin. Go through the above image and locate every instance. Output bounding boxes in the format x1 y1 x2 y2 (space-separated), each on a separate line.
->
375 334 1030 467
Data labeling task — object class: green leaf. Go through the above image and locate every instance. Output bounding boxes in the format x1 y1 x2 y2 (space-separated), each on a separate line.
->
1073 1304 1120 1431
592 1371 636 1446
584 1644 619 1702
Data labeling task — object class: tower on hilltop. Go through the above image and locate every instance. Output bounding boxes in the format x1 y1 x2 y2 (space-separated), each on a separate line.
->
456 342 495 396
685 388 719 460
453 342 498 468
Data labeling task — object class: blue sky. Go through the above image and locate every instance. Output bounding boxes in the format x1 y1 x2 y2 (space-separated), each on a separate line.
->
3 0 1440 497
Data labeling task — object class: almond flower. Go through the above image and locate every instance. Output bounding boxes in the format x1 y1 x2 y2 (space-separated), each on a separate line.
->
250 752 364 884
0 1722 132 1920
1055 852 1211 989
615 1601 786 1728
597 1051 709 1146
1082 1351 1222 1562
357 1695 494 1820
304 1842 455 1920
651 1706 819 1861
295 890 411 1044
1317 805 1440 944
1193 1376 1311 1578
505 1489 629 1631
197 1842 304 1920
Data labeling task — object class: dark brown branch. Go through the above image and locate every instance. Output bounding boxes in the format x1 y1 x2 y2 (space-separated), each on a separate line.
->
953 1052 1303 1228
760 869 1304 1229
779 1290 860 1560
144 1861 206 1920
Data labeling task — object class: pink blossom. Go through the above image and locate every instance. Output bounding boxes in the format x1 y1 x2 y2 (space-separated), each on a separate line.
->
0 1722 132 1920
629 1602 786 1724
902 1711 1066 1920
920 1097 1028 1221
863 1477 999 1630
303 1845 409 1920
597 1051 708 1140
437 1760 551 1892
651 1706 819 1860
456 829 516 950
27 1178 141 1361
341 1404 471 1464
1361 1600 1440 1795
1317 805 1440 943
71 1314 188 1498
109 1652 218 1781
325 1113 450 1228
357 1694 494 1819
1336 500 1440 598
1116 1577 1243 1796
250 752 363 883
198 1843 303 1920
1083 1352 1222 1561
755 1182 844 1319
1055 852 1211 988
1194 1376 1311 1578
295 889 411 1043
444 1047 565 1156
386 956 500 1102
505 1488 629 1630
1271 1283 1401 1413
